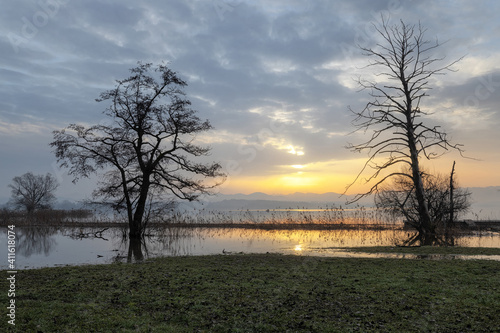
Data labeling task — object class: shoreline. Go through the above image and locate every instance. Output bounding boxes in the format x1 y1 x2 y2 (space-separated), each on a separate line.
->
2 220 499 232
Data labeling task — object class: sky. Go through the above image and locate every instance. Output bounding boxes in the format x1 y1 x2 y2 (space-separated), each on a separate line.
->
1 0 500 203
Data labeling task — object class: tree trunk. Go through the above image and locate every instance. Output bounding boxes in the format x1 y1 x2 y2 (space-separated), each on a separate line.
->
402 65 433 235
408 135 433 235
129 175 151 239
120 168 137 238
448 161 456 230
404 100 431 234
129 218 142 239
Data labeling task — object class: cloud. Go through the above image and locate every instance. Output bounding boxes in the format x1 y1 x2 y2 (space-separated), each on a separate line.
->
430 70 500 130
0 0 499 200
0 119 46 135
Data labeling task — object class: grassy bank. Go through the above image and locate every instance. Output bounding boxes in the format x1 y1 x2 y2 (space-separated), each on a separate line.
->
348 246 500 256
1 254 499 332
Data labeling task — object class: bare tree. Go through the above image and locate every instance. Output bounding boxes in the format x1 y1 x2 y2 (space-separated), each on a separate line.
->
51 62 225 239
375 168 471 231
346 19 464 235
8 172 59 213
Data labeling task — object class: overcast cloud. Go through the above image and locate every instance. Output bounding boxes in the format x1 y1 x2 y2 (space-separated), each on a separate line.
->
1 0 499 201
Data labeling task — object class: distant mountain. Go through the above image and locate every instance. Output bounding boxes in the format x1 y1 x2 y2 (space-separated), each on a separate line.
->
53 200 86 210
200 187 500 219
201 199 345 211
4 186 495 218
467 186 500 203
466 186 500 219
211 191 373 204
194 191 374 212
0 195 9 207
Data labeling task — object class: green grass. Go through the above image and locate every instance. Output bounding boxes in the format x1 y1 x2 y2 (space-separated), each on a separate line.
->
1 254 499 332
348 246 500 256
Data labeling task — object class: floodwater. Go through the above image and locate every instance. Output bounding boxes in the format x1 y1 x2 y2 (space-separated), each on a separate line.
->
1 226 500 269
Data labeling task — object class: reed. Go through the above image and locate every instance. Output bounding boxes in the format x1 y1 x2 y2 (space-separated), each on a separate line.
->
0 208 93 226
166 204 401 230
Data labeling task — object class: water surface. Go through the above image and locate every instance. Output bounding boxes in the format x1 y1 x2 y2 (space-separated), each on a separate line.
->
1 226 499 269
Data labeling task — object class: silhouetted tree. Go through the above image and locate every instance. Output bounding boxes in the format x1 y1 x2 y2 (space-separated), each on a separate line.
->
346 19 464 235
8 172 59 213
375 168 471 231
51 62 225 239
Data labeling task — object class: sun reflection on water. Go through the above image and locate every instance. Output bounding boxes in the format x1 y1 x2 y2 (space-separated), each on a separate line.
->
3 225 500 269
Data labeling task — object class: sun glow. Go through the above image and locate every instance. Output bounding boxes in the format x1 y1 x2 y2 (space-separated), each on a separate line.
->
287 145 304 155
219 158 374 195
282 176 312 187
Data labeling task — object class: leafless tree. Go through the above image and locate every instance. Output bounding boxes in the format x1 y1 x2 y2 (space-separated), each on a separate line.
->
346 18 464 235
8 172 59 213
375 168 471 231
51 62 225 239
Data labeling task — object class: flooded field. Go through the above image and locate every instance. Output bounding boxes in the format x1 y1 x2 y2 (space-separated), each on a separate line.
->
1 225 500 269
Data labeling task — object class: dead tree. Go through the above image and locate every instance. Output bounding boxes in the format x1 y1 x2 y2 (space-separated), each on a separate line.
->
346 19 464 235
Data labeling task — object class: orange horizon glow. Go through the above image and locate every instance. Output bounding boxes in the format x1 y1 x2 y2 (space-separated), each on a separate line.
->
216 156 500 196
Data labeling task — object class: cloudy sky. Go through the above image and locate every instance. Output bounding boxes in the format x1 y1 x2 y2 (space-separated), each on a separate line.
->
1 0 499 202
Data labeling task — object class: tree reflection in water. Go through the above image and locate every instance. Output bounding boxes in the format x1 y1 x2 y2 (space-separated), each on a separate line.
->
111 226 207 263
16 226 58 257
3 225 499 269
398 231 456 247
127 238 145 262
